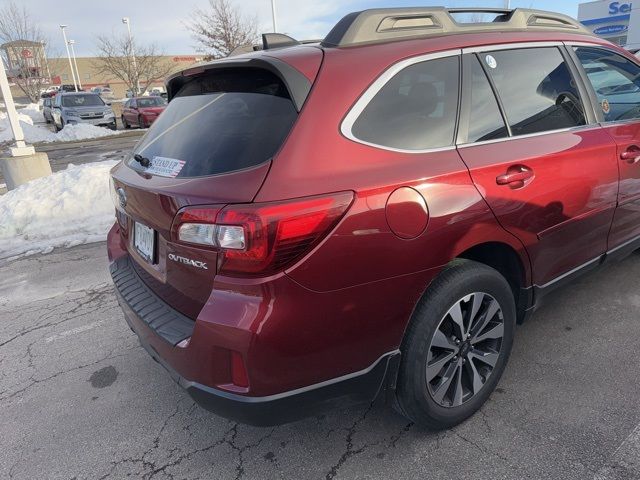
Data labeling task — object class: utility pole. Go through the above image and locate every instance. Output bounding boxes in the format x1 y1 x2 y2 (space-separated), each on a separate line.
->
271 0 278 32
68 40 82 90
0 57 51 190
122 17 140 94
59 25 78 91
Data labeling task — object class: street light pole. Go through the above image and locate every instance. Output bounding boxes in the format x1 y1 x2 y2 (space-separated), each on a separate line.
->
68 40 82 90
0 58 30 155
59 25 78 91
271 0 278 32
122 17 140 94
0 56 52 189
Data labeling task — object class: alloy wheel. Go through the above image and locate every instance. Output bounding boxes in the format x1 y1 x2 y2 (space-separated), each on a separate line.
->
426 292 504 408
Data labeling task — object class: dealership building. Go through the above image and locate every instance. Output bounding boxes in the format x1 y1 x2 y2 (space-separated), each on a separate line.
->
577 0 640 48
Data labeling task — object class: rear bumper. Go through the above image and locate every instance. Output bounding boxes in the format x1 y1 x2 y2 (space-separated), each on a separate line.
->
110 246 400 426
130 318 398 426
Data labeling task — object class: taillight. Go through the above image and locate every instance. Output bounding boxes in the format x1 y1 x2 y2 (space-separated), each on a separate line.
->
172 192 354 277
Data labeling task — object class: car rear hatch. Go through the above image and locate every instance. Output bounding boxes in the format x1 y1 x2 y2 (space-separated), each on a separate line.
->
110 51 322 319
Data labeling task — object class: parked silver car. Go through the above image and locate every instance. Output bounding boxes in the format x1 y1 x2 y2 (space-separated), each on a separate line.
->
42 97 54 124
52 92 116 131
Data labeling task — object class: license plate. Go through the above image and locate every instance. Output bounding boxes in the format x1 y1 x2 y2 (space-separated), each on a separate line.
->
134 222 155 262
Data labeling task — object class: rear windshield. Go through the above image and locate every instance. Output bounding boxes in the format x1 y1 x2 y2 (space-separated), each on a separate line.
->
129 68 298 178
62 94 104 107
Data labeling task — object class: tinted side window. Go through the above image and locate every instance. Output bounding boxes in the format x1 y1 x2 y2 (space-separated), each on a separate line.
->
466 56 509 143
574 47 640 122
484 47 586 136
351 56 460 150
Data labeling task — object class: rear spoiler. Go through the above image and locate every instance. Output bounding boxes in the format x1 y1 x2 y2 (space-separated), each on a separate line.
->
165 55 312 112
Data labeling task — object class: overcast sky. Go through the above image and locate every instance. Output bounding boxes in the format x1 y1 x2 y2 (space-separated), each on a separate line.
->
23 0 579 57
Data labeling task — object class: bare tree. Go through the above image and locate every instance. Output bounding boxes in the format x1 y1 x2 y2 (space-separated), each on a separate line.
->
0 1 53 103
93 34 175 96
186 0 258 59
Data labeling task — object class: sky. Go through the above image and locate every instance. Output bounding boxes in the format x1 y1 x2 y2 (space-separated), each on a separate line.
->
21 0 581 57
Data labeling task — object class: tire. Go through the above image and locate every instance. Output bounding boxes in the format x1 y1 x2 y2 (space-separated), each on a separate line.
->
395 259 516 430
122 116 130 129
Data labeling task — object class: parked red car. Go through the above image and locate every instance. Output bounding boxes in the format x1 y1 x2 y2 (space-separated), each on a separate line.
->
121 96 167 129
108 7 640 428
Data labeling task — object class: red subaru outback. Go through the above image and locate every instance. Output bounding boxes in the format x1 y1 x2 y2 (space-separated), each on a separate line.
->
108 7 640 428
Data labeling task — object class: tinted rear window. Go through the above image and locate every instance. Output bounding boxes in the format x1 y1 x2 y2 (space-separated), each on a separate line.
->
466 56 509 143
350 56 460 150
130 68 297 178
483 48 586 136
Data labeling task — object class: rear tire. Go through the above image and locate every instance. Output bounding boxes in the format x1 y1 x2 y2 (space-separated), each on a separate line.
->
395 260 516 430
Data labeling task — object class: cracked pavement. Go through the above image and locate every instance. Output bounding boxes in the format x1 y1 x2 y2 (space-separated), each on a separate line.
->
2 242 640 479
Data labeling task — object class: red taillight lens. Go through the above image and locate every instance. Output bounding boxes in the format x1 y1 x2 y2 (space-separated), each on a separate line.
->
172 192 354 277
216 192 354 276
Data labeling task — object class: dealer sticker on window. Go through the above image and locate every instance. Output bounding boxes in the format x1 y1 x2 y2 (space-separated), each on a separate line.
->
145 156 186 178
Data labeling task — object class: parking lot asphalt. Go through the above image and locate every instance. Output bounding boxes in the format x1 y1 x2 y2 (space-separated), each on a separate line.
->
1 242 640 480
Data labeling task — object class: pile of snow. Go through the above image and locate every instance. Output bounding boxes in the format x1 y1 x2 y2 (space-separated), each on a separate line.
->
0 110 54 143
51 123 122 142
0 161 118 261
0 109 122 144
17 103 43 123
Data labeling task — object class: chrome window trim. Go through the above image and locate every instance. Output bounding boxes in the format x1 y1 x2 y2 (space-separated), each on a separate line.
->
340 48 462 154
462 41 563 54
457 124 601 149
564 41 612 48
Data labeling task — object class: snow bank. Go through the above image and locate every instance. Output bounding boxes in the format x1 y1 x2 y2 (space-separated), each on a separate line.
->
0 109 122 144
0 161 118 260
17 103 43 123
0 111 54 143
52 123 123 143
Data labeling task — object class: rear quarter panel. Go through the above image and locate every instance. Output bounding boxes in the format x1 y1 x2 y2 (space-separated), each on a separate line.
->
258 39 532 293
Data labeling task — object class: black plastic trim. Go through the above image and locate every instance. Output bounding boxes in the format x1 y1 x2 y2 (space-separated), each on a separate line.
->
110 255 194 346
530 234 640 312
132 323 400 426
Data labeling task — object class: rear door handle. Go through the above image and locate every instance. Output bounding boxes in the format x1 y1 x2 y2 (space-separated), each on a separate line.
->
496 166 534 188
620 146 640 164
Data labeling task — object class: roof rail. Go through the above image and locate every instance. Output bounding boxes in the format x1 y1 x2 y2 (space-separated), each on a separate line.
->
321 8 592 48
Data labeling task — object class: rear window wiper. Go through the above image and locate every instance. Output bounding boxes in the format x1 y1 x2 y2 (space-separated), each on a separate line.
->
133 153 151 167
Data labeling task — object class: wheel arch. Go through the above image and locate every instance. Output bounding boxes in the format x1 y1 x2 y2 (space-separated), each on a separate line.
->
456 241 532 323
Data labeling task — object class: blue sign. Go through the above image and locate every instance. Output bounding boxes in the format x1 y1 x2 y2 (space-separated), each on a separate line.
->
593 24 629 35
609 2 632 15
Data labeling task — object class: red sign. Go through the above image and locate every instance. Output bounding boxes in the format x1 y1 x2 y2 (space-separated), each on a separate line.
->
173 56 198 62
21 48 33 58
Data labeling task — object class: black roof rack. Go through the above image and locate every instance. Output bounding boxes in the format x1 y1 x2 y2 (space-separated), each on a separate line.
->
321 7 592 48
